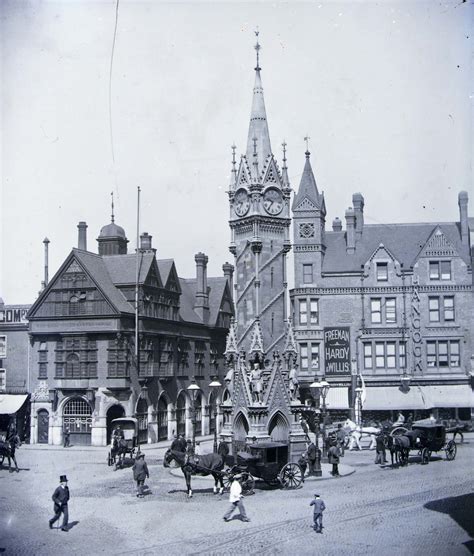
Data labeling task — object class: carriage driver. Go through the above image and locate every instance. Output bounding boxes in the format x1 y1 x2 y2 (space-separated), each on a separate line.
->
113 425 124 442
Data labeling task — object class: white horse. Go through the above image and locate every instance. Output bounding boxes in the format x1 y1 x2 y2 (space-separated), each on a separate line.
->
343 419 380 451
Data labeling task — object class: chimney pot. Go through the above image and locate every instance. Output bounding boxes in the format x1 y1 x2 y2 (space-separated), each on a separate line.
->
77 221 88 251
332 217 342 232
345 208 356 254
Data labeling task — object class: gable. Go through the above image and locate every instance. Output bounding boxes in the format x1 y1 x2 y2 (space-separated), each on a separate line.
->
145 259 163 289
293 196 319 212
263 157 281 187
418 227 459 259
164 262 181 294
236 160 250 186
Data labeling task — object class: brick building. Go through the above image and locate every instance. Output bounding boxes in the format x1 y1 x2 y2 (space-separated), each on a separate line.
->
291 152 474 421
26 219 234 446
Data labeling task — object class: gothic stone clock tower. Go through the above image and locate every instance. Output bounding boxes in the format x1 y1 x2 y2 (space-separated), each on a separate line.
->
228 35 291 357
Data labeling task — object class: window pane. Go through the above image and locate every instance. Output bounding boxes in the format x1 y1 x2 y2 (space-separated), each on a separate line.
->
299 300 307 325
429 261 440 279
310 299 318 325
441 261 451 280
399 342 406 368
303 264 313 284
438 342 448 367
386 299 396 323
429 297 440 322
450 341 460 367
364 343 372 369
375 342 385 367
371 299 381 323
444 297 454 321
427 341 436 367
376 262 388 281
310 343 319 369
300 345 308 369
386 342 396 368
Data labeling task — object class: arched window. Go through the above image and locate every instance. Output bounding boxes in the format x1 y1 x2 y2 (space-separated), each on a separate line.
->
176 394 186 436
63 397 92 446
136 398 148 444
209 390 218 434
157 396 168 441
194 393 202 436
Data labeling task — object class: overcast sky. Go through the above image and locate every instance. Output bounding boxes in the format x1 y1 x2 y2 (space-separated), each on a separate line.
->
1 0 472 305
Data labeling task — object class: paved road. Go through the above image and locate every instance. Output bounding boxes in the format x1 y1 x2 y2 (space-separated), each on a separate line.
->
0 435 473 555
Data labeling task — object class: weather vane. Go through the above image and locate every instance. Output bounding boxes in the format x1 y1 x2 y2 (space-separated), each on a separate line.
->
254 28 261 70
304 135 311 153
111 191 115 223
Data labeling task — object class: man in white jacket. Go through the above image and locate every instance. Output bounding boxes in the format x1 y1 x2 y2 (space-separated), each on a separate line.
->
223 474 250 522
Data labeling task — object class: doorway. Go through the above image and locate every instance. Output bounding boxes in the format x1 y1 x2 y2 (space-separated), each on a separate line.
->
37 409 49 444
106 404 125 444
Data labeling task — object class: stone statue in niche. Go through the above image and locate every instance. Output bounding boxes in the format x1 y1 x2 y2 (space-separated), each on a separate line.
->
288 363 300 402
249 362 263 404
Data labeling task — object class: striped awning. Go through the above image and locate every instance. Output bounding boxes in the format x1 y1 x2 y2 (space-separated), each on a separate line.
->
0 394 28 415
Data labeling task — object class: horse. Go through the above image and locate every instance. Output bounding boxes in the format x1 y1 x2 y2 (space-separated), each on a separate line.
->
110 437 129 469
0 435 21 473
385 433 411 467
343 419 379 451
163 449 225 498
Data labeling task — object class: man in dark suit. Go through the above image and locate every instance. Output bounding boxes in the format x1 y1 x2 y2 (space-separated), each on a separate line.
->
307 441 317 475
49 475 70 531
177 433 187 452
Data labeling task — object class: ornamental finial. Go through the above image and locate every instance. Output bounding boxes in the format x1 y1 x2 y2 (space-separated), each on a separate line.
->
254 28 261 71
304 135 311 157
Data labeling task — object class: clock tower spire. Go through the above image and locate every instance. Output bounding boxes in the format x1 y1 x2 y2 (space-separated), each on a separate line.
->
228 32 292 358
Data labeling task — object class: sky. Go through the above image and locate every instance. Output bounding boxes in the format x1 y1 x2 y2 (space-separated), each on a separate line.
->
1 0 472 305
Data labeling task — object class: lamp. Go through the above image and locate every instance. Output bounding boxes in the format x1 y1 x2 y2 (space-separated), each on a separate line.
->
400 373 411 391
319 379 330 459
187 379 201 449
209 377 222 453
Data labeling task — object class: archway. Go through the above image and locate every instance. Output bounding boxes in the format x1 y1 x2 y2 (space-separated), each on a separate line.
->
233 412 249 453
268 411 289 442
157 395 169 441
136 398 148 444
106 404 125 444
194 393 202 436
37 409 49 444
176 393 186 436
63 397 92 446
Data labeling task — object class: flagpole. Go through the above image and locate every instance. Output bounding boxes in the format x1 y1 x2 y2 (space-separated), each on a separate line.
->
135 186 141 379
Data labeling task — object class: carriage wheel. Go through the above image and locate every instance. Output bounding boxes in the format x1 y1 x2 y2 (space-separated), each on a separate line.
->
279 463 303 490
445 440 457 461
241 472 255 495
222 472 232 492
391 427 408 437
421 447 431 465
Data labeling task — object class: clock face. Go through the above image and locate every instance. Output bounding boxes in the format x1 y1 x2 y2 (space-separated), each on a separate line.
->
234 189 250 217
263 188 283 215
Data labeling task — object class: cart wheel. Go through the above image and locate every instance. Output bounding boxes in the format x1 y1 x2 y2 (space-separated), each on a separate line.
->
222 472 232 492
391 427 408 437
421 447 431 465
445 440 456 461
279 463 303 490
241 472 255 495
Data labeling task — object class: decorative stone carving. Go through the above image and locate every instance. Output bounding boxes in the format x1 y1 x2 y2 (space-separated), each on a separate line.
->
31 381 50 402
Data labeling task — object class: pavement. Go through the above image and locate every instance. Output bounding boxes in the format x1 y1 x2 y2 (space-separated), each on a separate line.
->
1 433 473 555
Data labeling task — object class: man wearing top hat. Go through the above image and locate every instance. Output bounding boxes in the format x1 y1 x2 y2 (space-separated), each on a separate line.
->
49 475 70 531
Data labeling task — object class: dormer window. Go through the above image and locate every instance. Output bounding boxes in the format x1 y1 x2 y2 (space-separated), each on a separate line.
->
376 262 388 281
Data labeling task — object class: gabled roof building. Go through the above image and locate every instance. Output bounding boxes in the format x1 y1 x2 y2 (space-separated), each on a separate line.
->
27 219 234 446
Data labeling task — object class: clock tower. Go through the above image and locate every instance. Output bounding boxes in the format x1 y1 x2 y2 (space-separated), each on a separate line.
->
228 33 291 356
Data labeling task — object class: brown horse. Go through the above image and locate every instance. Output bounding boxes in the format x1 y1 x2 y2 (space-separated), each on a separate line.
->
0 435 20 472
163 449 225 498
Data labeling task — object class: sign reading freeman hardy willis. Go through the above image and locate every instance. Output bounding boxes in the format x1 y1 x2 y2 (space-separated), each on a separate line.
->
324 327 351 375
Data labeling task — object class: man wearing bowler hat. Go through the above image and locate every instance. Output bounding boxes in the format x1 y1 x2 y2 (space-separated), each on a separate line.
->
49 475 70 531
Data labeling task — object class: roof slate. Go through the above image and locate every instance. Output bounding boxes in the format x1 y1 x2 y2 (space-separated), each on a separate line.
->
322 222 469 273
102 253 155 285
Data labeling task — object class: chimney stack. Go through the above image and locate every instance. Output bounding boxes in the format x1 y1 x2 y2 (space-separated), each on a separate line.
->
140 232 155 253
194 252 210 323
222 262 235 299
458 191 469 246
352 193 364 240
78 221 88 251
332 217 342 232
345 207 356 254
42 237 50 290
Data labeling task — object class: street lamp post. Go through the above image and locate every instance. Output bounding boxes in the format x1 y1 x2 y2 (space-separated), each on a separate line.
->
355 386 363 427
319 379 330 460
309 378 323 477
187 379 201 450
209 377 222 453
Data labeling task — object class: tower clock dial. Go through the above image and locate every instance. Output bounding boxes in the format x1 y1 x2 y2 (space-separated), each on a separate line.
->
234 189 250 217
263 188 283 215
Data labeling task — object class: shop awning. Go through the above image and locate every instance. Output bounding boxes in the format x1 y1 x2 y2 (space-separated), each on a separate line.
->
364 387 427 411
0 394 28 415
325 387 349 410
420 385 474 408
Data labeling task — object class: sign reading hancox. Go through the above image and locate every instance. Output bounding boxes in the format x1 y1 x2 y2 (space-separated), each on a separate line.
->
324 327 351 375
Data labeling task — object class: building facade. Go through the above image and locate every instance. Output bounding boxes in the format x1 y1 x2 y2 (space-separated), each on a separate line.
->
291 153 474 421
0 302 31 439
27 220 234 446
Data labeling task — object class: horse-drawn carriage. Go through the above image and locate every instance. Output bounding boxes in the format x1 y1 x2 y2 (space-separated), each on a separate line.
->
232 442 304 490
107 417 140 469
387 421 456 466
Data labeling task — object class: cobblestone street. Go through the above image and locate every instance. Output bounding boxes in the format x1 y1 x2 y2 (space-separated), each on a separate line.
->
0 436 473 556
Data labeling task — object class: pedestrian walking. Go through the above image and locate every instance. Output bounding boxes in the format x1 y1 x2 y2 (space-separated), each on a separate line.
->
298 451 308 482
307 441 317 475
375 433 387 465
132 453 149 498
328 442 340 476
63 426 70 448
310 493 326 533
49 475 70 531
336 424 346 456
223 474 250 523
